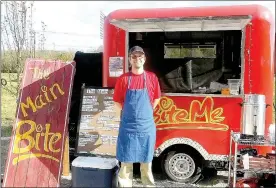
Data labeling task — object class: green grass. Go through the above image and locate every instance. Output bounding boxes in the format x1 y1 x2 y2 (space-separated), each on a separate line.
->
1 72 18 82
1 126 13 137
1 73 18 126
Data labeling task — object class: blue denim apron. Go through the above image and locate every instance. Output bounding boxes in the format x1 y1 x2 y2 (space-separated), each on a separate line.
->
116 72 156 163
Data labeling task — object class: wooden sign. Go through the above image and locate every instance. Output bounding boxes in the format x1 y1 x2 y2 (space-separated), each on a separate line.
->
3 59 76 187
76 87 120 156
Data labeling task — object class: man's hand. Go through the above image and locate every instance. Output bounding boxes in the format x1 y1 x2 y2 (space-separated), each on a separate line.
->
153 98 160 109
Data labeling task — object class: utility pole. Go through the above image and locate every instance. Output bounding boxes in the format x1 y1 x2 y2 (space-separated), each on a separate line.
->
100 10 106 40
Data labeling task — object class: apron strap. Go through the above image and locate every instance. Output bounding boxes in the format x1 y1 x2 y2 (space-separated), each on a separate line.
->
143 72 147 89
127 71 147 89
127 72 132 89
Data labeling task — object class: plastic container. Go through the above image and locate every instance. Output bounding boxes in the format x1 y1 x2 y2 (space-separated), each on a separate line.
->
227 79 241 95
72 156 119 188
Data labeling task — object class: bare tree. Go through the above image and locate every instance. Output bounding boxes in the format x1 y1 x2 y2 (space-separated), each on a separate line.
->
88 45 103 53
1 1 35 96
96 45 103 52
38 21 46 51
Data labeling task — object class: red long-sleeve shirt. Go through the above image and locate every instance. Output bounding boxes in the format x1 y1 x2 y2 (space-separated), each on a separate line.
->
113 71 161 107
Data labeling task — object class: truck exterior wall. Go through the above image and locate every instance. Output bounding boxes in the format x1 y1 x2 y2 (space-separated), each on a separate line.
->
103 20 126 87
243 6 275 154
103 4 275 156
154 95 242 157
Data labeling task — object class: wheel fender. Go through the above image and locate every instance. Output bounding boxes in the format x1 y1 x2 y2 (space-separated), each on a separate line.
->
154 138 228 161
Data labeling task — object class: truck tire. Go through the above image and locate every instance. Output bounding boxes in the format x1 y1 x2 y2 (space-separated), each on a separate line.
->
163 150 202 184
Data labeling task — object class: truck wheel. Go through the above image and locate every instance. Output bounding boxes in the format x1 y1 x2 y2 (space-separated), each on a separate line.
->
163 150 202 184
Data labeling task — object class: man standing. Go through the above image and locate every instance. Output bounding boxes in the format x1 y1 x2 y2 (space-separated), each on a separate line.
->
113 46 161 187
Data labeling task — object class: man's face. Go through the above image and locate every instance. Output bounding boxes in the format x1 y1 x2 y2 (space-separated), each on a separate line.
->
129 52 146 69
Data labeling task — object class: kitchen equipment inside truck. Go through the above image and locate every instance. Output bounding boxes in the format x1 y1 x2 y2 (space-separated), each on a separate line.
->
127 30 242 94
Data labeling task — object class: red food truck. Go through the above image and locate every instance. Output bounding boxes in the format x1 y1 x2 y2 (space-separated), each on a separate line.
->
100 4 275 183
2 4 275 187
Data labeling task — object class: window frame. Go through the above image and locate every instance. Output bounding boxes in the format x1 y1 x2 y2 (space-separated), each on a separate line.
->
164 43 217 59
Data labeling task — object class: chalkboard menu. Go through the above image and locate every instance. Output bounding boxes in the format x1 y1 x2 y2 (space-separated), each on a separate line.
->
75 87 121 156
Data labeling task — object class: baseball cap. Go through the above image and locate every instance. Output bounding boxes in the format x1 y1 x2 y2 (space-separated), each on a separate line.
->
129 46 145 54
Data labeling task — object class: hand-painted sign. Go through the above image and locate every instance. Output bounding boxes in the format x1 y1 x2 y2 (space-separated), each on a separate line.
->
3 59 75 187
154 96 230 131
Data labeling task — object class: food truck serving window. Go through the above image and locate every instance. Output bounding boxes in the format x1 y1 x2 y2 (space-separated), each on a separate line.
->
111 15 251 95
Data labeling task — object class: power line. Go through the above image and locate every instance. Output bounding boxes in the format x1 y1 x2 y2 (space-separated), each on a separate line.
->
43 43 101 49
34 30 98 37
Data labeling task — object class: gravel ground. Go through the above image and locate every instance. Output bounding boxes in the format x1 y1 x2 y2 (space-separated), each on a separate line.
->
1 137 228 187
60 172 228 188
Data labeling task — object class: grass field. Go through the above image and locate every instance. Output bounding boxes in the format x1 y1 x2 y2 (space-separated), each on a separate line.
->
1 73 18 125
1 73 18 136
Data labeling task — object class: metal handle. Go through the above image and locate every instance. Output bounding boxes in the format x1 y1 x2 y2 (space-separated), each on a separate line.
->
81 167 98 171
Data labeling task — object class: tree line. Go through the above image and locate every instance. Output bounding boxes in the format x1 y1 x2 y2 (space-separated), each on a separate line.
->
1 1 101 96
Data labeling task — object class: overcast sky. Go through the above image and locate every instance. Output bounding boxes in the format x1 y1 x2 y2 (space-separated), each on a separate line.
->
29 1 275 52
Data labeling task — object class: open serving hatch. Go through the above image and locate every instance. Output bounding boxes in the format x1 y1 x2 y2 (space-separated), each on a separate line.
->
110 15 252 32
108 14 251 94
